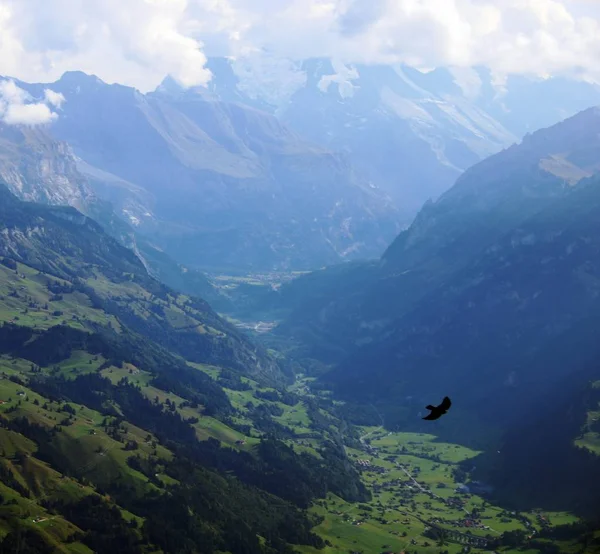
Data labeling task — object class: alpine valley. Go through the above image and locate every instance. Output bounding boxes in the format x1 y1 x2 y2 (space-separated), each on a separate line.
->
0 60 600 554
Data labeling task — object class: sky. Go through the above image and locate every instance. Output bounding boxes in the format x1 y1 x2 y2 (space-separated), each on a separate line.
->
0 0 600 93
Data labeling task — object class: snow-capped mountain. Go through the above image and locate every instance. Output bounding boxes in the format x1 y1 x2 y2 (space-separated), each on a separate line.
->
202 56 600 217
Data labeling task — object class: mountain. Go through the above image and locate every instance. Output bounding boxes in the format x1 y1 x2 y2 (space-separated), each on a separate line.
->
467 67 600 136
281 60 517 214
204 57 600 217
328 169 600 423
0 184 284 384
0 118 228 306
252 106 600 516
206 57 517 216
0 186 374 553
266 107 600 365
12 71 400 272
0 122 92 209
250 106 600 428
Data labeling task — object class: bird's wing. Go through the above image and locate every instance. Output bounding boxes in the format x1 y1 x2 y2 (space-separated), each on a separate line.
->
425 405 435 410
422 413 439 420
440 396 452 410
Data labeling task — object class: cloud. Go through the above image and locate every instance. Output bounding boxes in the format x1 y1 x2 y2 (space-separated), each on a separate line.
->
192 0 600 85
0 0 600 92
44 89 65 108
0 79 62 125
337 0 390 37
2 102 57 125
0 0 211 92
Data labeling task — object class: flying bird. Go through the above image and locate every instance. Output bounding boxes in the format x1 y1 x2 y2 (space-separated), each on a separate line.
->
422 396 452 420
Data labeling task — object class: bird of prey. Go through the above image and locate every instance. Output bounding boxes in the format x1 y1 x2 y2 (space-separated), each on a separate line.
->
422 396 452 420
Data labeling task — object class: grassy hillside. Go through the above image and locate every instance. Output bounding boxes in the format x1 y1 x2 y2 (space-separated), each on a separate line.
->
3 346 595 554
0 183 286 385
0 190 344 553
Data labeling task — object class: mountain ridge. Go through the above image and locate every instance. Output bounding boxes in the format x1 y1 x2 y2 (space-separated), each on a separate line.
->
9 71 400 272
200 56 600 217
266 106 600 363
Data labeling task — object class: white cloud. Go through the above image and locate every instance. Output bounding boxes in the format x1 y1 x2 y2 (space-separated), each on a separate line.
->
0 79 28 105
0 0 600 92
194 0 600 85
0 0 211 92
0 79 62 125
3 102 57 125
44 89 65 108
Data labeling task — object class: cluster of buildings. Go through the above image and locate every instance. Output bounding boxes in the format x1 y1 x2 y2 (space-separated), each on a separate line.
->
429 514 492 532
355 458 388 474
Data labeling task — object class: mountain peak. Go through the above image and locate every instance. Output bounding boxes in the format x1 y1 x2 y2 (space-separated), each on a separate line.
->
154 74 186 95
58 70 105 89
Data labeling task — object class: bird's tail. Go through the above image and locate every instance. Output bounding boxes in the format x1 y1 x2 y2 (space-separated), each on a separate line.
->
426 405 435 410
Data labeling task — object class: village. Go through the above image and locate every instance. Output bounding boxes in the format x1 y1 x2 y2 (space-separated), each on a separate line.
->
325 429 562 553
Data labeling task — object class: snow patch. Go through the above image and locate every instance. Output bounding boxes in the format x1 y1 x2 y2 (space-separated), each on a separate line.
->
231 54 306 108
317 60 359 99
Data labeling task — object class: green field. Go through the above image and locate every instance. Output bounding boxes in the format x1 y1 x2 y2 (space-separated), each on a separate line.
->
293 425 583 554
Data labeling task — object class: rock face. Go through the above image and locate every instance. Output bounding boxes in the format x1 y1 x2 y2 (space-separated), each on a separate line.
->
13 71 400 272
202 57 600 219
0 117 222 304
0 122 92 210
279 60 517 215
204 57 518 217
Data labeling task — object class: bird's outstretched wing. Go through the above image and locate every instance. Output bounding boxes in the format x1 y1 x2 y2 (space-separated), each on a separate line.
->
440 396 452 410
422 412 440 421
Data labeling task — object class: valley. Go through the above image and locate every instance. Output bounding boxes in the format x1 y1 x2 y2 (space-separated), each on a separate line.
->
0 249 592 554
1 342 591 554
209 270 600 554
2 47 600 553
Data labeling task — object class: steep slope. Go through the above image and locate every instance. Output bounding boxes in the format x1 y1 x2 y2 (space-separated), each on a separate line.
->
15 71 400 272
269 107 600 362
487 359 600 516
281 59 517 214
207 57 517 216
0 121 92 210
393 65 600 137
0 187 373 553
0 117 225 304
328 171 600 415
207 57 600 219
0 184 284 384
